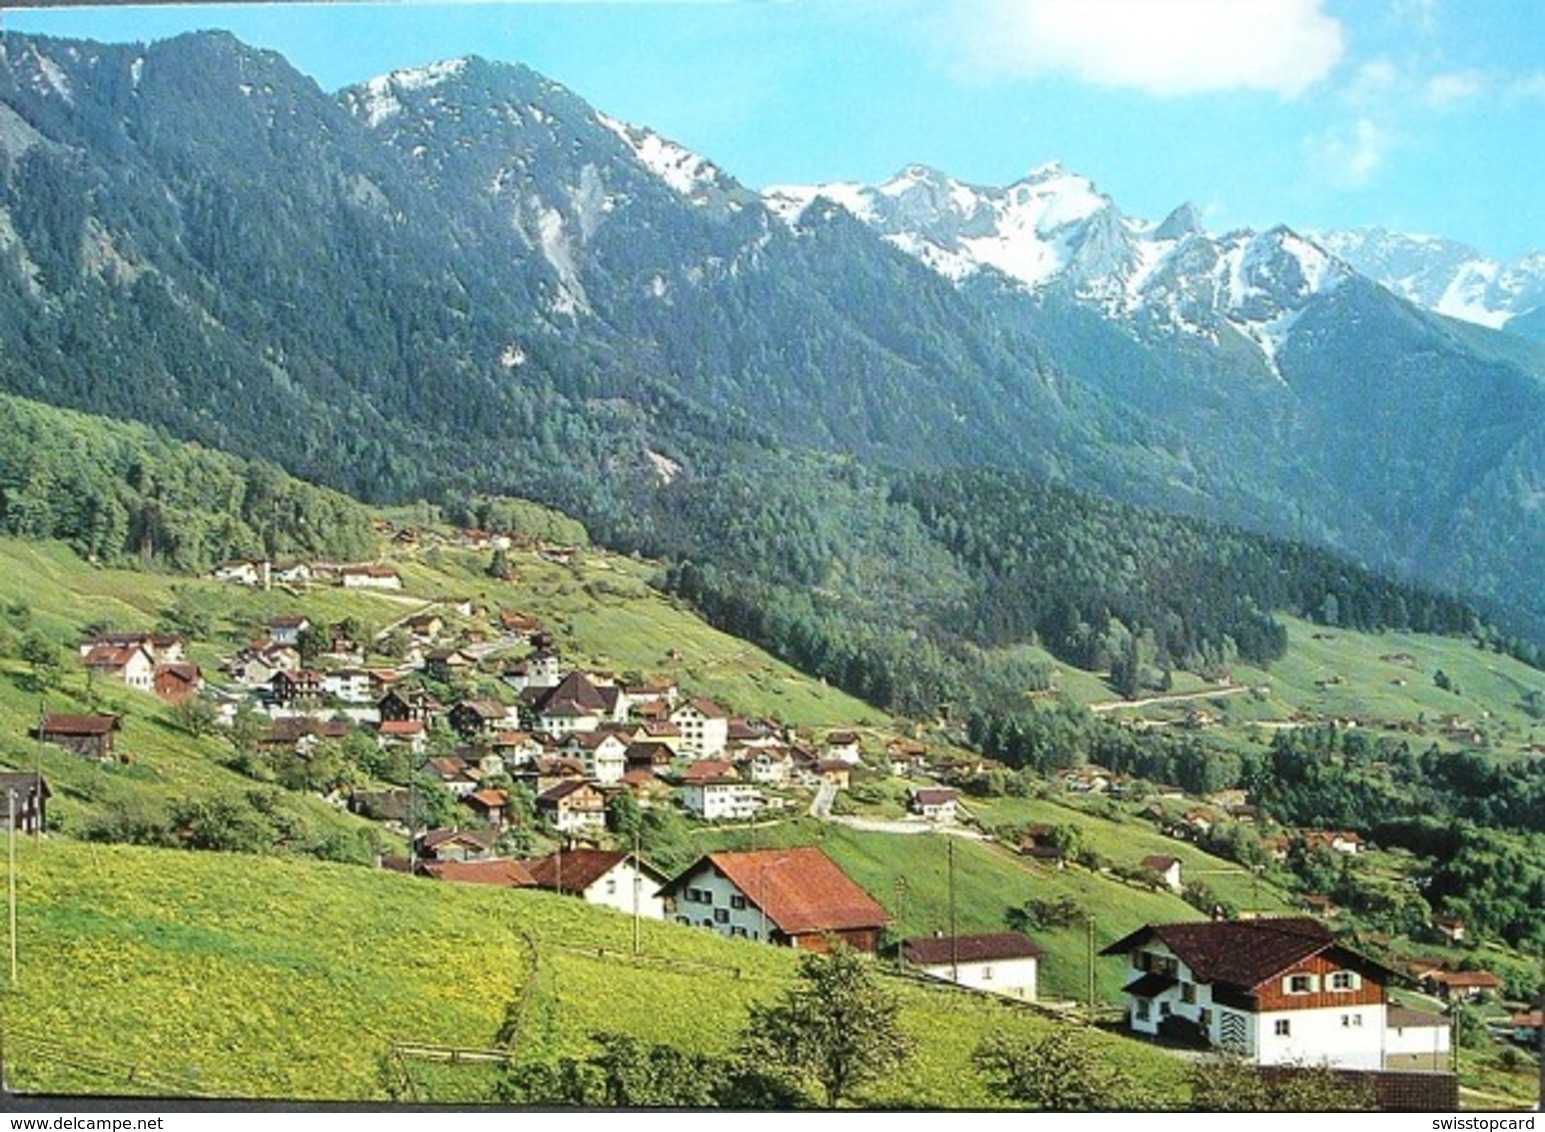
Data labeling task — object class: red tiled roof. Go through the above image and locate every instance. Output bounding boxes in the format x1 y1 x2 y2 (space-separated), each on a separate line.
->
378 719 426 736
902 932 1043 966
423 859 536 887
670 847 888 937
1427 969 1501 988
679 760 738 785
465 789 508 810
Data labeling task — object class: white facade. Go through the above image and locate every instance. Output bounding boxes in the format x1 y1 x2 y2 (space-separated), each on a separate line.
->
1384 1010 1451 1066
1122 940 1387 1070
681 781 763 821
672 868 774 942
581 861 667 921
913 955 1038 1001
671 704 728 759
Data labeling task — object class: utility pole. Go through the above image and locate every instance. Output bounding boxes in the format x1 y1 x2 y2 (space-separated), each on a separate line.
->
1087 914 1097 1023
8 789 17 985
631 824 641 958
947 837 958 983
893 877 908 972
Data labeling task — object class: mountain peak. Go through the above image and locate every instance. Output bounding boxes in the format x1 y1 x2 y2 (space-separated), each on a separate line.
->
1155 202 1204 241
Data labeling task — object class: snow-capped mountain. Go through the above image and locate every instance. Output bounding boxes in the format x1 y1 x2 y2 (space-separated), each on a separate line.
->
1311 228 1545 332
765 164 1352 370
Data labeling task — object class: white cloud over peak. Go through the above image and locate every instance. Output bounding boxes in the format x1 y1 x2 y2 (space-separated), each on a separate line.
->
1305 116 1393 188
946 0 1345 97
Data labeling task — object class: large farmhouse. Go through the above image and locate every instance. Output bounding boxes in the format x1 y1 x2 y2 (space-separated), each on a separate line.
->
661 846 889 952
1102 917 1397 1070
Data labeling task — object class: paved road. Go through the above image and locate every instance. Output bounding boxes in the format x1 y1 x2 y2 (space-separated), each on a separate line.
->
1089 685 1251 713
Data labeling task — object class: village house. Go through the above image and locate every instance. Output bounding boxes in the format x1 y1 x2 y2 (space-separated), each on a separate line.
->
1510 1011 1543 1048
461 788 509 830
81 642 155 691
521 670 620 738
557 730 629 786
887 738 929 777
425 756 480 798
678 761 762 821
823 730 862 765
661 846 889 952
415 828 498 863
1384 1005 1452 1071
738 744 793 786
1018 824 1066 867
348 788 413 827
424 648 478 684
322 668 377 704
489 729 544 767
269 668 324 707
37 714 120 761
258 717 352 757
404 613 445 643
1302 829 1363 855
0 771 50 835
669 698 730 759
1433 915 1466 945
449 699 516 740
1139 854 1184 893
222 643 301 687
152 662 203 704
1418 968 1501 1004
535 779 607 836
901 931 1044 1001
213 559 270 587
268 615 311 647
503 649 563 693
79 632 187 664
813 759 854 790
378 687 440 726
522 848 668 920
376 719 428 758
1102 917 1396 1070
908 786 958 823
340 565 402 590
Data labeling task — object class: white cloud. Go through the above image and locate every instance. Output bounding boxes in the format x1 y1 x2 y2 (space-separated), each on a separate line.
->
945 0 1346 97
1507 71 1545 101
1423 70 1487 107
1305 117 1393 188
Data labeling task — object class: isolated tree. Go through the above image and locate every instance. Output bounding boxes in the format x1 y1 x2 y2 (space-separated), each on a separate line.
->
974 1027 1137 1110
739 943 910 1107
18 629 62 692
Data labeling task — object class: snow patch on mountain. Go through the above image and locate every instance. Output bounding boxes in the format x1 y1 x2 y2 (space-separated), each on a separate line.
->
597 112 736 207
1313 227 1545 331
354 58 469 128
767 164 1360 370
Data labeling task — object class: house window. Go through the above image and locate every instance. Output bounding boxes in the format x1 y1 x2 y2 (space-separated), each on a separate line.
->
1180 982 1196 1004
713 908 730 924
730 894 747 910
1274 1019 1291 1037
1329 971 1359 991
1199 1009 1213 1029
1285 974 1315 994
981 966 994 981
1135 1000 1151 1021
730 926 748 938
1341 1013 1362 1027
675 915 691 925
1159 1002 1172 1018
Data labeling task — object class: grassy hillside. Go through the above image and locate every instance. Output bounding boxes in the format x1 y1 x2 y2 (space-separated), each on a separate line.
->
0 839 1191 1107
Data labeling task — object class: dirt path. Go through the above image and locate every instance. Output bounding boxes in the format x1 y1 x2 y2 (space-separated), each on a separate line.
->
1089 684 1251 713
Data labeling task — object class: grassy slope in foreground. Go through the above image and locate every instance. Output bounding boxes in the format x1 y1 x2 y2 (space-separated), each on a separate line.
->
0 840 1189 1108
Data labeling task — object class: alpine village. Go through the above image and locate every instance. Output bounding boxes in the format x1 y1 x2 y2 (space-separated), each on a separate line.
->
0 24 1542 1116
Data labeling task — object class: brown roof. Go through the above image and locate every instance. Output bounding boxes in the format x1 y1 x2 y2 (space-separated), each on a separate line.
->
1386 1006 1446 1029
667 847 888 937
902 932 1043 966
522 848 664 895
378 719 426 736
1140 855 1182 871
40 713 119 735
1426 969 1501 988
419 828 497 852
1101 917 1391 991
679 760 739 785
910 788 956 806
465 789 508 810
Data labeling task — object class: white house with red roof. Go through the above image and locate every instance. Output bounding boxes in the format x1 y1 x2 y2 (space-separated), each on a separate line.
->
678 761 762 821
661 846 889 952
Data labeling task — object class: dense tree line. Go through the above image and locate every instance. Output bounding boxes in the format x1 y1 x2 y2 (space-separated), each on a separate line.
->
0 394 376 570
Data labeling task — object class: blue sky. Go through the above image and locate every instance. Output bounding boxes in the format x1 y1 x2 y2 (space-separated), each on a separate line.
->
9 0 1542 258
